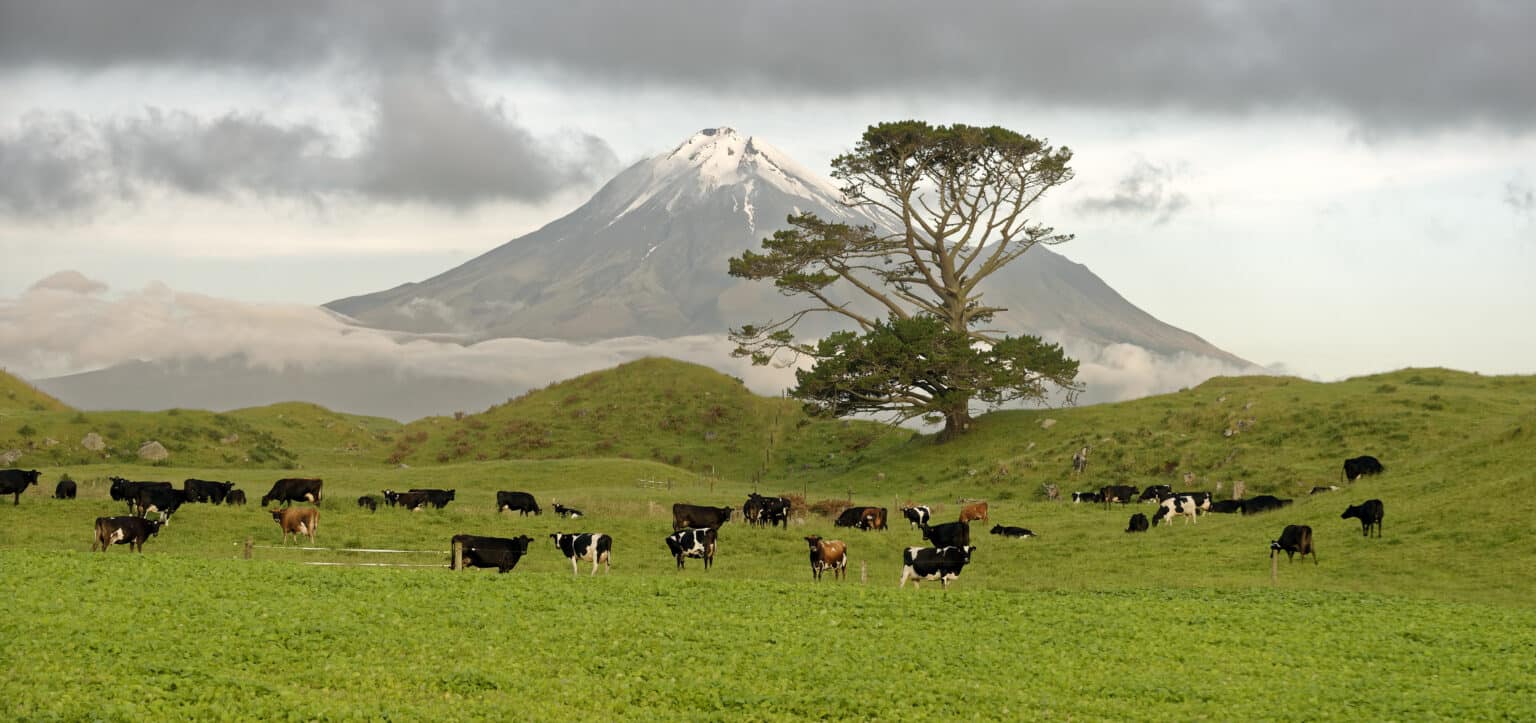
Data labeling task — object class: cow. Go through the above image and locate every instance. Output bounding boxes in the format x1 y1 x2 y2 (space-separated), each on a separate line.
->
393 491 431 511
1139 485 1173 503
1341 499 1385 538
1239 495 1292 515
833 505 886 531
899 546 975 589
382 490 400 507
261 478 322 507
496 491 542 516
409 488 455 509
990 525 1035 539
959 501 989 523
271 507 319 545
133 486 188 524
1342 455 1385 482
92 516 164 553
1099 485 1140 508
1152 494 1201 526
550 532 612 576
920 521 970 548
0 468 41 505
108 477 172 513
357 495 378 512
183 478 234 504
1310 485 1339 495
226 489 247 506
452 534 534 574
552 502 583 519
665 527 717 570
672 503 733 531
759 497 791 529
1271 525 1317 564
901 505 932 528
805 536 847 581
1208 499 1244 514
54 479 77 500
1071 491 1102 504
742 494 768 527
1126 513 1150 533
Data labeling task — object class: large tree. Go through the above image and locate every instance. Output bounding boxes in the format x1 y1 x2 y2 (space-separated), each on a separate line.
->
729 121 1083 441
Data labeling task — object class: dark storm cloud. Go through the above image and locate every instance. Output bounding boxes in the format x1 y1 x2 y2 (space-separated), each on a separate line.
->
1075 160 1190 225
2 1 1533 131
0 73 617 216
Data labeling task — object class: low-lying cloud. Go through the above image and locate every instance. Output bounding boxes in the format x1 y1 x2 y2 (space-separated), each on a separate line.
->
1075 159 1190 225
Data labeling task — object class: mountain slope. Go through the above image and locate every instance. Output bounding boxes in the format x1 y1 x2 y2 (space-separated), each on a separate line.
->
0 368 71 413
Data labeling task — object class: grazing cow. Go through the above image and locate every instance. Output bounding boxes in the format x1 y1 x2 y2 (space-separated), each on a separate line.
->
1170 491 1213 512
226 489 246 506
920 521 971 548
0 468 41 505
990 525 1035 539
108 477 172 513
1311 485 1339 495
1239 495 1292 515
92 516 164 553
1126 513 1149 533
134 487 188 524
1342 455 1385 482
1099 485 1140 508
183 478 234 504
452 534 534 574
1341 499 1385 538
959 501 989 523
496 491 542 516
552 502 583 519
261 478 323 507
271 507 319 544
357 495 378 512
1139 485 1173 503
550 532 612 576
1208 499 1244 514
833 505 887 531
54 479 77 500
1071 491 1102 504
665 527 717 570
899 546 975 589
805 536 847 581
409 488 455 509
1152 494 1202 526
1271 525 1317 564
672 503 733 531
393 491 431 511
901 505 932 528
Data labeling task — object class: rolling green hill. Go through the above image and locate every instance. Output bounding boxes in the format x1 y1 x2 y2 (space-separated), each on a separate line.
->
0 368 70 413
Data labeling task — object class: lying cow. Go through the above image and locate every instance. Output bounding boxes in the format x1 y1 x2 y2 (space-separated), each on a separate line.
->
0 468 41 505
552 502 583 519
1239 495 1292 515
959 501 989 523
1341 499 1385 538
990 525 1035 539
899 546 975 589
226 489 247 506
357 495 378 512
1071 491 1102 504
665 528 717 570
805 536 847 581
92 516 164 553
1310 485 1339 495
271 507 319 545
452 534 534 574
1342 455 1384 482
1271 525 1317 564
551 532 612 576
1208 499 1244 514
1126 513 1149 533
901 505 931 529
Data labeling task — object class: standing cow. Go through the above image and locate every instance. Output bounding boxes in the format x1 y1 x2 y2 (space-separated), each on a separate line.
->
1341 499 1385 538
54 478 77 500
452 534 534 574
271 507 319 544
672 503 733 531
901 505 931 528
805 536 847 581
551 532 612 576
92 516 164 553
1271 525 1317 564
1 469 42 505
261 478 323 507
665 528 717 570
899 546 975 589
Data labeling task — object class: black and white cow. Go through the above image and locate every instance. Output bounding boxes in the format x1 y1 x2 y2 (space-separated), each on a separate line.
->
550 532 612 576
1126 513 1149 533
1310 485 1339 495
990 525 1035 539
357 495 379 512
759 497 791 529
1271 525 1317 564
901 505 932 528
1341 499 1385 538
552 502 583 519
1139 485 1173 503
54 478 77 500
1071 491 1102 504
1342 455 1385 482
899 546 975 589
1152 494 1202 526
665 527 717 570
452 534 534 574
920 521 970 548
497 491 542 515
0 468 41 505
92 516 164 553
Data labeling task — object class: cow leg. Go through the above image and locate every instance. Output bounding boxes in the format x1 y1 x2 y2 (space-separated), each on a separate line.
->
570 558 579 576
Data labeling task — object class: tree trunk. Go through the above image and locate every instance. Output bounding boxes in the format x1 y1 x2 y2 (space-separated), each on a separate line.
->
937 406 973 443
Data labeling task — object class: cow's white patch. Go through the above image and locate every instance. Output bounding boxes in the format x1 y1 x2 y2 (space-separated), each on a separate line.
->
108 529 125 545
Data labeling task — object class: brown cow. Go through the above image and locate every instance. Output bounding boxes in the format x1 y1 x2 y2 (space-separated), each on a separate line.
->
959 501 989 523
805 536 847 581
271 507 319 544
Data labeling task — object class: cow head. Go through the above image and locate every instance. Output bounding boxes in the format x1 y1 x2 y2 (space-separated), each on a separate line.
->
804 535 822 551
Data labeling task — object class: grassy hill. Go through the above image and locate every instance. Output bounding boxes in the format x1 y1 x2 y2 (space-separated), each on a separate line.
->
0 368 69 413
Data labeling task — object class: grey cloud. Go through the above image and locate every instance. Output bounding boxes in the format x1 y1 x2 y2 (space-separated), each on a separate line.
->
1075 160 1190 225
4 2 1534 131
0 74 616 216
1506 178 1534 219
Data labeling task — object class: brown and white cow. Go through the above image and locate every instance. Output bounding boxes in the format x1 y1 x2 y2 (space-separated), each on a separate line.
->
959 501 989 523
271 507 319 544
805 536 847 582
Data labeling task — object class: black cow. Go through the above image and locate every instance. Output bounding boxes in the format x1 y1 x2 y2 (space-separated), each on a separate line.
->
552 502 584 519
92 516 164 553
357 495 378 512
496 491 542 516
1271 525 1317 564
226 489 247 506
833 506 886 531
109 477 172 512
665 527 717 570
899 546 975 589
1341 499 1385 538
550 532 612 576
382 490 400 507
742 494 768 527
393 491 431 511
0 469 41 505
672 503 733 531
1139 485 1173 503
1208 499 1244 514
920 521 970 548
453 534 534 574
1126 513 1149 533
1342 455 1385 482
760 497 791 529
901 505 932 528
183 478 234 504
1100 484 1140 508
54 479 77 500
990 525 1035 539
409 488 455 509
1240 495 1292 515
134 486 188 524
261 478 323 507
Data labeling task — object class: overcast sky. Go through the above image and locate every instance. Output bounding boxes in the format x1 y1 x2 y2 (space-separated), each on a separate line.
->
2 1 1533 388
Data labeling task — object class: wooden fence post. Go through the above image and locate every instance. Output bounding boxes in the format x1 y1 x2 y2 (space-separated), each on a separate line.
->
451 539 463 571
243 537 252 560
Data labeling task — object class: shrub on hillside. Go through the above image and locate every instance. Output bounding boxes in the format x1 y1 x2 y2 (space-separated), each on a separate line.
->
809 498 850 518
